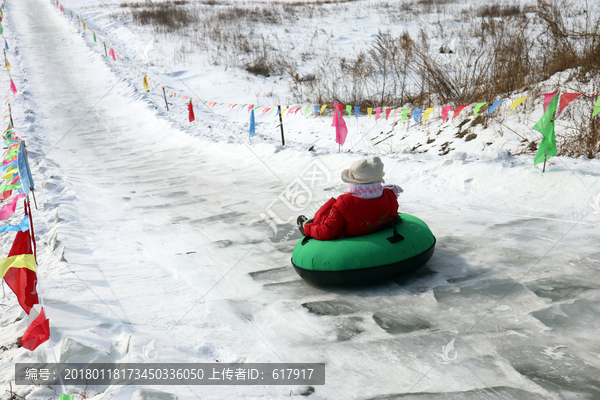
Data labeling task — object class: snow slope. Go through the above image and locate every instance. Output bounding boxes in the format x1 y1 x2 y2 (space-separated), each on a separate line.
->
1 0 600 399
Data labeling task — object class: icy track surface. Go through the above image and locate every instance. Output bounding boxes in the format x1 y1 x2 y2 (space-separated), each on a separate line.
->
2 0 600 399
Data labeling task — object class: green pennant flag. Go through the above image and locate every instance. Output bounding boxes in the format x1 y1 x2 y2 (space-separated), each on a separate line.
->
533 93 558 166
0 183 22 192
60 394 74 400
593 96 600 119
473 102 487 118
345 105 352 116
93 32 97 43
399 108 409 123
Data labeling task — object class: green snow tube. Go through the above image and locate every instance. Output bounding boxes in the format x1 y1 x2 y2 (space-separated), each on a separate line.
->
291 214 435 286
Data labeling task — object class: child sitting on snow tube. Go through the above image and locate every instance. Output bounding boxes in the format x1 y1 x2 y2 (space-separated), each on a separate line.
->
297 156 403 241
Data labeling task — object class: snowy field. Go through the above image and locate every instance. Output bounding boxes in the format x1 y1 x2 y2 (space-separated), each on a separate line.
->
1 0 600 399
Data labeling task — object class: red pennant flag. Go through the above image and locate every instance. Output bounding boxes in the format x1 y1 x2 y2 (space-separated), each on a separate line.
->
385 108 392 120
452 104 469 120
188 100 195 123
20 307 50 351
558 93 581 114
3 229 38 314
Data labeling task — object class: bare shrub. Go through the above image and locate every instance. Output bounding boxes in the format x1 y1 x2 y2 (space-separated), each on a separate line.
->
559 86 600 159
561 116 600 159
129 1 197 32
478 4 522 18
536 0 600 80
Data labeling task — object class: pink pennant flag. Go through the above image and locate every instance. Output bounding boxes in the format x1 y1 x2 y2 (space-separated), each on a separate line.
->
248 104 254 113
108 48 116 61
9 78 16 94
332 103 348 147
0 194 25 220
558 93 581 114
543 92 558 112
452 104 469 120
2 157 17 166
441 106 453 123
375 108 381 122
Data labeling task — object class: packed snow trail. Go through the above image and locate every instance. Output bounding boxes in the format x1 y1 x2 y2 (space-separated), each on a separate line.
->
3 0 600 399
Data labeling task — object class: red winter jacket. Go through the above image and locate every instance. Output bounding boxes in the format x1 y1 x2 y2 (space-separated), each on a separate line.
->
303 189 399 241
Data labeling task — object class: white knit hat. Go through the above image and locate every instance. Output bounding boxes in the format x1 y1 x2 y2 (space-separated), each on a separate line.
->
341 156 385 184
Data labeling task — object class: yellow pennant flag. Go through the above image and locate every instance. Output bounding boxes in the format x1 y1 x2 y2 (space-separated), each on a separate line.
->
0 254 36 279
5 58 10 71
509 97 528 114
367 108 373 119
1 171 14 181
422 107 435 122
142 74 149 92
83 22 86 31
319 105 327 115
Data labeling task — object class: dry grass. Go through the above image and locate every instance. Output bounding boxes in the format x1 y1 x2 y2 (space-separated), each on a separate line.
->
478 4 523 18
124 1 197 32
271 0 360 5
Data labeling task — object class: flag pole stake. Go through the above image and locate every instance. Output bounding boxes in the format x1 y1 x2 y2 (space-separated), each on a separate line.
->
162 87 169 111
542 149 548 173
30 189 38 209
277 105 285 146
8 101 14 128
103 42 107 57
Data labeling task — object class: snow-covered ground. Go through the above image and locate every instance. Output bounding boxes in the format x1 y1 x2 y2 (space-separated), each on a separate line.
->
1 0 600 399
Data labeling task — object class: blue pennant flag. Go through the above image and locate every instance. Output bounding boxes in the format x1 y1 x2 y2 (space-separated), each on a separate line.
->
1 160 16 171
488 100 506 115
314 106 319 117
413 108 422 125
354 106 360 121
0 215 30 233
249 109 255 137
17 142 34 196
4 40 8 51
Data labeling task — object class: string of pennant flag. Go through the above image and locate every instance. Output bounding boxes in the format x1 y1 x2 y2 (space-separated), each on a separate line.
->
1 3 75 399
53 0 600 155
0 1 44 340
